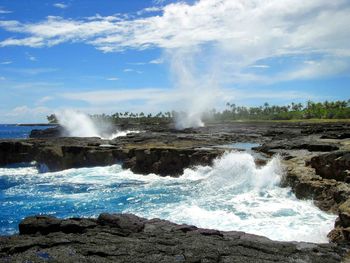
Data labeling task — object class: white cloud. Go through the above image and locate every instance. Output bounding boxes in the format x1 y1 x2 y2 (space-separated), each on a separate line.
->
251 65 270 69
0 0 347 55
37 96 53 104
0 61 12 65
0 8 12 14
127 62 146 65
60 87 314 111
123 68 142 74
53 3 68 9
106 77 119 81
149 58 164 64
283 59 350 80
153 0 167 5
62 88 168 104
137 6 163 16
6 67 58 75
0 0 348 82
7 105 51 117
25 52 37 61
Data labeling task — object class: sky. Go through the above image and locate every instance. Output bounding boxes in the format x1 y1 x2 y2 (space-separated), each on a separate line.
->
0 0 349 123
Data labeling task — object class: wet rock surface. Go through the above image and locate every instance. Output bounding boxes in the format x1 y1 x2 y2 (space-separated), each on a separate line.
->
0 213 347 263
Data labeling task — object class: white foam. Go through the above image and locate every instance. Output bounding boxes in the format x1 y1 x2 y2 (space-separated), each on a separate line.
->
106 130 140 140
1 152 336 243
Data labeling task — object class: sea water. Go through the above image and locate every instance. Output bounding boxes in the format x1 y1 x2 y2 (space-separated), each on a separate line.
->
0 151 336 243
0 124 52 139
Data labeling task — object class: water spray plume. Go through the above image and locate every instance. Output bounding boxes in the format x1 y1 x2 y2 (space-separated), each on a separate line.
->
56 109 138 139
56 110 100 137
169 47 222 129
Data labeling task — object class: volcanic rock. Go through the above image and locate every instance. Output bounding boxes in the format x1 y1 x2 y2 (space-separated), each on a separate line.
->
310 151 350 182
0 213 347 262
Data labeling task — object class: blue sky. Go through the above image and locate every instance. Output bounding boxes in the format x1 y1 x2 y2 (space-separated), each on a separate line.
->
0 0 349 123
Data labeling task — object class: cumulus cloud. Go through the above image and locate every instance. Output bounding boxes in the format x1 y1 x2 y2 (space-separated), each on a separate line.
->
0 0 347 57
0 0 347 82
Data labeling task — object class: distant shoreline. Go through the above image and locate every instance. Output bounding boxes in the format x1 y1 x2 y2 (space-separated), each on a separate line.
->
15 123 57 127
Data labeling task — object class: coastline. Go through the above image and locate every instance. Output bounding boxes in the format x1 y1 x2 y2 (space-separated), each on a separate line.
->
1 121 350 262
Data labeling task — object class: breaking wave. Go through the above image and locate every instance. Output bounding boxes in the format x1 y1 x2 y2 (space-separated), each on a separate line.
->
0 152 335 242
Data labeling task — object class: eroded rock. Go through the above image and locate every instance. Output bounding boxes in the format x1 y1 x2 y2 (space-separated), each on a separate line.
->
310 151 350 182
0 213 347 262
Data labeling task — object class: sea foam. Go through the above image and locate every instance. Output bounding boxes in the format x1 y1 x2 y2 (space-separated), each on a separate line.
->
0 152 335 242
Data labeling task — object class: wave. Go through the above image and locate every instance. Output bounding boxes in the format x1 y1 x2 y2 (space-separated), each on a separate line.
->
0 152 335 242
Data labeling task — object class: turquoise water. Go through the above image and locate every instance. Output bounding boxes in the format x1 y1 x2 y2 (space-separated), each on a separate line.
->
0 124 52 139
0 152 336 243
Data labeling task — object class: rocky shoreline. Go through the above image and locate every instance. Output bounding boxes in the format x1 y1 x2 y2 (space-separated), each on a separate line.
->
0 213 347 262
1 121 350 262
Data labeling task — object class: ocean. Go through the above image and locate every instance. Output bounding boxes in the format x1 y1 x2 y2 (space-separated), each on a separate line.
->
0 124 52 139
0 125 336 242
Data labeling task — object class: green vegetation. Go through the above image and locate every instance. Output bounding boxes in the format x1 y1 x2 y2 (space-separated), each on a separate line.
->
215 100 350 121
47 100 350 124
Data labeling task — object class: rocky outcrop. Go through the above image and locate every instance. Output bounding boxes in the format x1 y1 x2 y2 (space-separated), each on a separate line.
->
0 213 347 263
29 126 65 138
0 137 224 176
256 140 339 155
280 149 350 244
123 148 222 176
0 141 34 164
282 156 350 212
310 151 350 182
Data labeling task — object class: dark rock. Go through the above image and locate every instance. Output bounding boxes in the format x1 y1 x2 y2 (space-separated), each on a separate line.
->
97 213 145 233
1 213 347 262
310 151 350 181
59 218 97 234
257 140 339 154
19 216 61 235
29 126 65 138
0 141 34 165
321 133 350 139
122 148 223 176
291 143 339 152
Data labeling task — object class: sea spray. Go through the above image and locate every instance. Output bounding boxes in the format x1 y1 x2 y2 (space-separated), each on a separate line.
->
168 48 221 129
201 152 282 192
56 110 100 137
0 152 335 242
56 109 138 139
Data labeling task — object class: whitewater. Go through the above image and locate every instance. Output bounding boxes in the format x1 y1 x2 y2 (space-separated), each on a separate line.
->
55 110 139 139
0 151 335 242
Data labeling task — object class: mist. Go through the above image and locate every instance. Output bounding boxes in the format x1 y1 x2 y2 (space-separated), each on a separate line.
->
56 109 137 139
168 47 222 129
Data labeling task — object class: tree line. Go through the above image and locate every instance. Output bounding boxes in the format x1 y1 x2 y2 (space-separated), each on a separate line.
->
47 99 350 124
214 100 350 121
